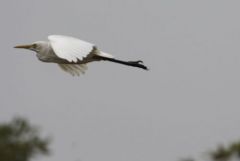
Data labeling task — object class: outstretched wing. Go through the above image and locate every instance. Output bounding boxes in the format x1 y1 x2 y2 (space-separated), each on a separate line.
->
58 64 88 76
48 35 95 63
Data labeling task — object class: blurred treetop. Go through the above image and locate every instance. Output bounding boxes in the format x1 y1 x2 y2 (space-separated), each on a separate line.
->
0 117 50 161
181 140 240 161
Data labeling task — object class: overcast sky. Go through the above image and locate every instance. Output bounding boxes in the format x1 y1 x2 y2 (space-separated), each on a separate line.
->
1 0 240 161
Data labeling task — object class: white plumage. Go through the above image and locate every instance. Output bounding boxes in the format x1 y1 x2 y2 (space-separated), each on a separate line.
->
49 35 95 63
58 64 88 76
15 35 148 76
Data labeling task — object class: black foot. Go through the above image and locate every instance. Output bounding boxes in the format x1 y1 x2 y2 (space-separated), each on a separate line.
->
127 60 149 70
128 60 143 64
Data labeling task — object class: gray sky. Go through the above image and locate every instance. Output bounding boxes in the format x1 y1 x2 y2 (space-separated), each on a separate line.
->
1 0 240 161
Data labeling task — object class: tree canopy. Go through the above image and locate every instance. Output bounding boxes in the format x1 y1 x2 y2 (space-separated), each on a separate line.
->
181 140 240 161
0 117 50 161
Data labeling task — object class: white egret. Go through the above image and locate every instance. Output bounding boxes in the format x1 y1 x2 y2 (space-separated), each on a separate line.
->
14 35 148 76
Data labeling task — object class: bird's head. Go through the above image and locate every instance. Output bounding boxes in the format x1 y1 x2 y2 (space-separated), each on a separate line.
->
14 41 49 53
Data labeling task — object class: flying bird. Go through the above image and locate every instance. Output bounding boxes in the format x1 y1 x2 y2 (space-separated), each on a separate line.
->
14 35 148 76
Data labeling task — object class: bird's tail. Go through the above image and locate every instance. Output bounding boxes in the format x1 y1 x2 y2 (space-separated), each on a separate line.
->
100 57 149 70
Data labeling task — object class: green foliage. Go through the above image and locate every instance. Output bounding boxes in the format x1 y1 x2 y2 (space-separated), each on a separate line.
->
180 140 240 161
209 141 240 161
0 117 50 161
209 145 232 161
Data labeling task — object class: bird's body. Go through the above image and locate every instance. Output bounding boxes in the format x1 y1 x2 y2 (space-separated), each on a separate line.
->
15 35 148 76
34 41 92 64
35 42 57 62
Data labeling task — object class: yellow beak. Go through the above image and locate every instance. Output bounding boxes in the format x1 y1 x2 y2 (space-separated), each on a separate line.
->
14 44 33 49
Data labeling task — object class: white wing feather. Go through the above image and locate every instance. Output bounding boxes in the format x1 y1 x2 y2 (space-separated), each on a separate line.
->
58 64 88 76
48 35 95 63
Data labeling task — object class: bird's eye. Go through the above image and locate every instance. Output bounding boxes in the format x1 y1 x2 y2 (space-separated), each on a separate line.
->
32 44 37 48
